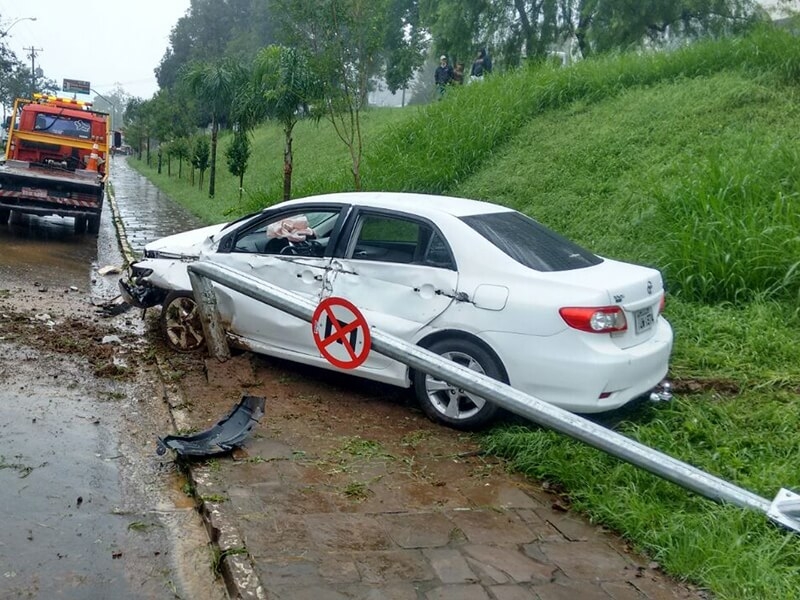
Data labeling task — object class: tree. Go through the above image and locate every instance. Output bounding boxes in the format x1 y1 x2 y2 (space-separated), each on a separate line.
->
575 0 760 56
420 0 762 69
192 136 211 189
183 60 246 198
123 97 157 163
91 84 131 131
275 0 399 190
225 130 251 201
382 0 428 95
254 45 321 201
156 0 278 90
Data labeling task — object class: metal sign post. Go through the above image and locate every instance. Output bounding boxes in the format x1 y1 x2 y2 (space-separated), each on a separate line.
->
187 261 800 534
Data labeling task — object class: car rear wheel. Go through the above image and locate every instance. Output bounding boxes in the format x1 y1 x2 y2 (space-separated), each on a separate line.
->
0 208 9 225
160 290 205 353
413 338 503 430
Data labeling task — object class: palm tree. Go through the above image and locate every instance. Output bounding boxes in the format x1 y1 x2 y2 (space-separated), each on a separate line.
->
183 60 243 198
254 45 321 201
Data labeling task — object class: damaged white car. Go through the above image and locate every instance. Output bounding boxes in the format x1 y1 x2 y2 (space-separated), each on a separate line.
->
120 192 673 429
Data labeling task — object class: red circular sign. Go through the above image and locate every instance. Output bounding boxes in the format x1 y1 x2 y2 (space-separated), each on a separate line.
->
311 297 371 370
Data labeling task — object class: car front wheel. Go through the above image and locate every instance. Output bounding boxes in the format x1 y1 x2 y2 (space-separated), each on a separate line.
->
413 338 503 430
160 290 205 353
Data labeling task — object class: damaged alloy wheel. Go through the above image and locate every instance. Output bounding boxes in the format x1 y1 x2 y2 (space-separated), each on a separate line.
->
160 290 205 353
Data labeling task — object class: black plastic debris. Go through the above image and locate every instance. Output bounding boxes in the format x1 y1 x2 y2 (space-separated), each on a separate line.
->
156 395 266 458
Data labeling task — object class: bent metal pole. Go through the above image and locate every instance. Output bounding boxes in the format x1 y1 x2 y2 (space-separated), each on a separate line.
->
188 261 800 534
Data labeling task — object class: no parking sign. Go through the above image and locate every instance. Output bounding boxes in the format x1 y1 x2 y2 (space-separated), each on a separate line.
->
311 297 371 369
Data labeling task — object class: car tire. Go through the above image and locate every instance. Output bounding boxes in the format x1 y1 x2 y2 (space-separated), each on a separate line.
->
0 208 9 225
413 337 504 430
159 290 206 353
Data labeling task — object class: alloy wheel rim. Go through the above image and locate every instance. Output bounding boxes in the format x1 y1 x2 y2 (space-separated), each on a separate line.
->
165 297 204 351
424 350 487 420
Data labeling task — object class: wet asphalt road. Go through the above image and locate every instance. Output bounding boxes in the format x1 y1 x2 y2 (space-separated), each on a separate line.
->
0 158 224 600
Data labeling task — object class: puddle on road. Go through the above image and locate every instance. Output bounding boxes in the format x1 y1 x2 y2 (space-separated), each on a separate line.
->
0 343 226 600
0 216 96 293
0 157 228 599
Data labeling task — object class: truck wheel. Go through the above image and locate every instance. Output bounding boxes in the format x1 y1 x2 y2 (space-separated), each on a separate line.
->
160 290 206 353
0 209 9 225
87 216 100 234
74 216 87 234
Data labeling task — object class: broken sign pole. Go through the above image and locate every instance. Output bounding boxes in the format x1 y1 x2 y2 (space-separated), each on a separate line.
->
187 261 800 534
188 269 231 361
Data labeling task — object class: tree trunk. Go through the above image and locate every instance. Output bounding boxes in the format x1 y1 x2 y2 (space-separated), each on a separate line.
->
239 173 244 201
283 123 294 201
209 116 218 198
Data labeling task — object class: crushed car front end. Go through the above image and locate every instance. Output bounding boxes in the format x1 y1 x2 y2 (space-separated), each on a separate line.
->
118 223 227 308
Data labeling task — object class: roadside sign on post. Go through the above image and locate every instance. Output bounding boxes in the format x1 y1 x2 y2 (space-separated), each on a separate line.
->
312 297 371 369
62 78 91 95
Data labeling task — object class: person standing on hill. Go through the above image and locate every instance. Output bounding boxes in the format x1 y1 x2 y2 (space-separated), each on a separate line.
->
434 55 454 99
470 48 492 82
452 62 465 85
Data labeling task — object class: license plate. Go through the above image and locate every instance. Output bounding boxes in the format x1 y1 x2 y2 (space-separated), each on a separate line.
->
21 187 48 198
634 307 655 334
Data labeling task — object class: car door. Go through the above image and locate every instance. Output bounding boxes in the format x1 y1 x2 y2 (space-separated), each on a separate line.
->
210 204 348 357
327 209 459 371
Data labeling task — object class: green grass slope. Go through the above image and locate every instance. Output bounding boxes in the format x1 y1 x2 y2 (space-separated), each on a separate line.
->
131 26 800 599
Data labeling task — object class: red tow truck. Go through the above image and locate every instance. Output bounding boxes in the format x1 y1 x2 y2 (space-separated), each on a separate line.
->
0 93 120 234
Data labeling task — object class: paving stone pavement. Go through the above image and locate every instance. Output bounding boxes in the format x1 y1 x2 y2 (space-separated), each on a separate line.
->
163 356 710 600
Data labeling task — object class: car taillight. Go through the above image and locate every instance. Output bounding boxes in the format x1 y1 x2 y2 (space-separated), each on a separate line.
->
658 293 666 314
559 306 627 333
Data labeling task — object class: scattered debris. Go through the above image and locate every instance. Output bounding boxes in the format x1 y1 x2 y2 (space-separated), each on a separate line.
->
156 395 266 458
96 295 133 317
101 335 122 345
98 265 122 276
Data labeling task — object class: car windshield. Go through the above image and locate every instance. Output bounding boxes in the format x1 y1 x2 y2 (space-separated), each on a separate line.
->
461 211 602 272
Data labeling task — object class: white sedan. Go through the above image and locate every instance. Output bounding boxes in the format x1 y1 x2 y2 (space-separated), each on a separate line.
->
120 192 673 429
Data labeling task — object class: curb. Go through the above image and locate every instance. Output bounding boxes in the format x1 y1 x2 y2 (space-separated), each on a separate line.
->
157 355 266 600
107 178 264 599
106 180 137 267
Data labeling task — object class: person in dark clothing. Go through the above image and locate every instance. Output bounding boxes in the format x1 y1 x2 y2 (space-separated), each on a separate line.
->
434 55 453 99
470 48 492 81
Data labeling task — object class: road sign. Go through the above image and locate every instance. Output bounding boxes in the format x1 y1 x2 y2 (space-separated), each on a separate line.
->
311 297 371 369
63 78 91 95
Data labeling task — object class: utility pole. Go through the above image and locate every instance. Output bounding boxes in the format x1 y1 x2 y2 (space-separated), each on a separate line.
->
24 46 43 98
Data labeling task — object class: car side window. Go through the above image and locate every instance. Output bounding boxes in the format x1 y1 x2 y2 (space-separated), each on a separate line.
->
232 210 338 256
422 231 455 270
348 214 455 269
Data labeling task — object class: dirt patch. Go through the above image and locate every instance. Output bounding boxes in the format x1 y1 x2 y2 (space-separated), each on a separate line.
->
0 284 155 379
172 348 541 511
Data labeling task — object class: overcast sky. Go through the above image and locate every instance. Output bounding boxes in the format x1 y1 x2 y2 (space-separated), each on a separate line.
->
0 0 191 99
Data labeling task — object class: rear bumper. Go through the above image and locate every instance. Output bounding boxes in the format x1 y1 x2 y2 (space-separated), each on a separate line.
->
482 317 673 413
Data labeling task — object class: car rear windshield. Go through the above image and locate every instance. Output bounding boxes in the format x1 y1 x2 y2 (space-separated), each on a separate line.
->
461 211 602 272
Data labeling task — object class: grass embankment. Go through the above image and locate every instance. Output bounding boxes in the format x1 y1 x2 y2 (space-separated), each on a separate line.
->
132 26 800 599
